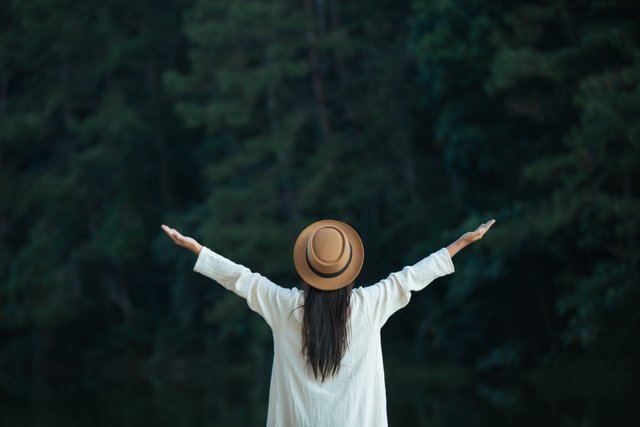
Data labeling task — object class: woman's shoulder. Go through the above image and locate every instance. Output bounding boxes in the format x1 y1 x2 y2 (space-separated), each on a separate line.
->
351 284 379 299
280 285 304 306
351 285 367 297
350 285 374 309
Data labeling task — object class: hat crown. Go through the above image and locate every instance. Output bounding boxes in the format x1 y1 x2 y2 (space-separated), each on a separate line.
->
293 219 364 291
307 225 350 274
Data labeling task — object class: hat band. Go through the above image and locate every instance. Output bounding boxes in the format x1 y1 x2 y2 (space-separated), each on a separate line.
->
306 242 353 278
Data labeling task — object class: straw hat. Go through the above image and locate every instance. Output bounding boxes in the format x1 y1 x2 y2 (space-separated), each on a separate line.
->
293 219 364 291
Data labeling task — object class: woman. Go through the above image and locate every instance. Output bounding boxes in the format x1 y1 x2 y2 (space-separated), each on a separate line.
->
161 218 495 427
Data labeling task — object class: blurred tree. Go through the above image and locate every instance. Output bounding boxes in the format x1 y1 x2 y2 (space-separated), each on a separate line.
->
485 0 640 362
409 0 640 370
0 0 191 374
0 0 637 388
164 0 456 360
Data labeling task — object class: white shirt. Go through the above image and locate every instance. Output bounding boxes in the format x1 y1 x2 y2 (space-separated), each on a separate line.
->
193 246 455 427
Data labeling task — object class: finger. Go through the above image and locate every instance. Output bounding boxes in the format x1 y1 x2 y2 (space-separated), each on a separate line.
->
166 229 180 242
167 229 182 243
477 219 496 237
483 219 496 231
161 225 181 238
162 227 179 241
161 225 188 245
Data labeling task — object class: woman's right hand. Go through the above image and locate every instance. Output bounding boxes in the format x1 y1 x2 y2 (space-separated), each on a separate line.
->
161 224 203 255
460 219 496 244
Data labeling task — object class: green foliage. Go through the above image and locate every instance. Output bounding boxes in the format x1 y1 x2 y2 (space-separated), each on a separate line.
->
0 0 638 385
408 0 640 368
1 0 191 369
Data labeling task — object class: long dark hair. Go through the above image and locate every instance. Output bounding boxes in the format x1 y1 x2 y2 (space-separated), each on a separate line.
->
301 281 353 382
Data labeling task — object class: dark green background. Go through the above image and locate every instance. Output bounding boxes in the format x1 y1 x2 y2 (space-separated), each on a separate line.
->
1 0 639 425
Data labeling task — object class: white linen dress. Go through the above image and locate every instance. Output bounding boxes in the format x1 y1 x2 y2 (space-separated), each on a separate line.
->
193 245 455 427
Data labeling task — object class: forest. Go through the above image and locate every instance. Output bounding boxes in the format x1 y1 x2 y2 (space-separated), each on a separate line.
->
1 0 639 425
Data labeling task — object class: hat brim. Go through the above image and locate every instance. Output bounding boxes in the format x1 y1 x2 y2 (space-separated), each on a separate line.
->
293 219 364 291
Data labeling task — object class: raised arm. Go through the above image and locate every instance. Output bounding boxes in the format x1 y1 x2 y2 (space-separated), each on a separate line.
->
446 219 496 257
160 224 296 329
362 219 496 327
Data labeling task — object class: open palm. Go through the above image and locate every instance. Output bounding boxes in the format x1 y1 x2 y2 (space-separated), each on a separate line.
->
161 224 202 254
461 219 496 244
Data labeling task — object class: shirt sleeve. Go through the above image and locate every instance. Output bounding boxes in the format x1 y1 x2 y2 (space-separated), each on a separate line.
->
192 246 296 329
363 247 455 328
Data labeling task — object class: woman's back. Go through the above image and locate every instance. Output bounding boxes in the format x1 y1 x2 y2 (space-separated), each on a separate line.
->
193 245 455 427
267 287 387 427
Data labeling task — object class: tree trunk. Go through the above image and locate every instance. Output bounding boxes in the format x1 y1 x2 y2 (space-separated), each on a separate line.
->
302 0 331 143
